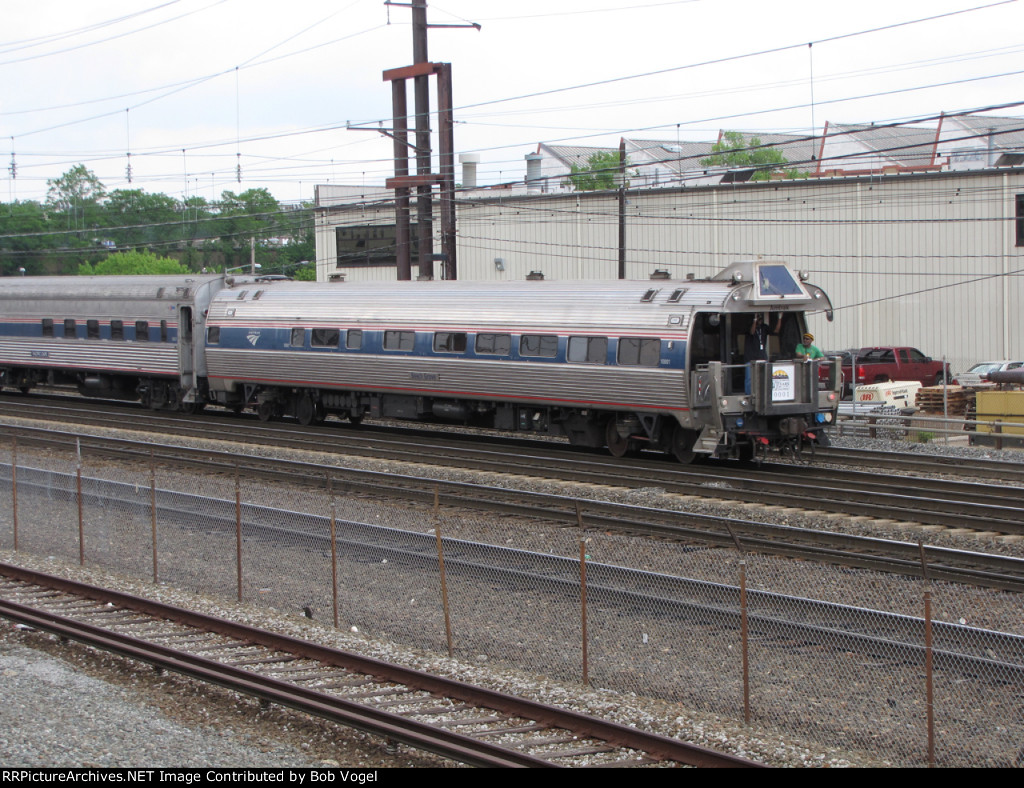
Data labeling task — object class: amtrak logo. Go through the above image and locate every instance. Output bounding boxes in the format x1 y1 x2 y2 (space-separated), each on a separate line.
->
246 330 261 346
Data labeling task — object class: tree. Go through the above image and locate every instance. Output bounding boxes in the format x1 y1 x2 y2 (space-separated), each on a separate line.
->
700 132 804 181
566 151 632 191
44 165 108 243
103 189 181 248
76 250 191 276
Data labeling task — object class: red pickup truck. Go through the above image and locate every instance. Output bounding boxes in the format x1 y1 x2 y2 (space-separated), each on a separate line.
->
822 347 950 396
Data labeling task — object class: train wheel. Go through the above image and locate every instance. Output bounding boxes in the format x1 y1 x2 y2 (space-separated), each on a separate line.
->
670 426 698 464
605 418 635 458
257 401 274 422
296 394 315 426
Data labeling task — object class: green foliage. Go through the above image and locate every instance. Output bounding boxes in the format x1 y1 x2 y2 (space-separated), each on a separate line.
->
915 431 936 444
566 151 631 192
77 250 192 276
46 164 106 209
0 165 313 276
700 131 805 181
292 264 316 281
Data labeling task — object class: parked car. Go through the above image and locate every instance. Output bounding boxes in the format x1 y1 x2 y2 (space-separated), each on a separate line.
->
818 346 950 398
952 360 1024 387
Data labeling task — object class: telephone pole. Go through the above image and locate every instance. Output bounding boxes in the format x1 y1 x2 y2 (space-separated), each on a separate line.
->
383 1 477 280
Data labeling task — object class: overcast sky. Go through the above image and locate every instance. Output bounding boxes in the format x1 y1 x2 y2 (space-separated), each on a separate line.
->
2 0 1021 205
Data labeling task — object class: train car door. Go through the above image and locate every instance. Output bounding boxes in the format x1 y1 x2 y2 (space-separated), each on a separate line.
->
178 306 194 399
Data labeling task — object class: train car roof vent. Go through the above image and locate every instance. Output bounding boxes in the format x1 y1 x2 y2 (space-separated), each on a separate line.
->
253 290 264 300
668 288 688 303
156 288 165 298
236 290 248 300
640 288 660 302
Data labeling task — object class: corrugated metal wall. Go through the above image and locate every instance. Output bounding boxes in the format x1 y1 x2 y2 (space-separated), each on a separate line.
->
315 168 1024 374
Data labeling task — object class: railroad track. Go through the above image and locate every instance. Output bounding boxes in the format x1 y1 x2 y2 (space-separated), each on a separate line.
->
7 436 1024 592
0 562 758 768
2 401 1023 536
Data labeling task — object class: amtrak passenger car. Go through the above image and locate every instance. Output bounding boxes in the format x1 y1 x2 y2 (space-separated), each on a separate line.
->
0 274 228 410
204 260 841 461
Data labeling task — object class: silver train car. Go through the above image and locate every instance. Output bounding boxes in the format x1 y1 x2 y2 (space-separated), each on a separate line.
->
203 259 841 461
0 260 841 462
0 274 227 410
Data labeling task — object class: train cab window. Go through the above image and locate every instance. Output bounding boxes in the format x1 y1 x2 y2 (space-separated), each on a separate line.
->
520 334 558 358
346 329 363 350
384 330 415 351
618 337 661 367
111 320 123 340
567 336 608 364
42 319 54 338
63 319 77 339
433 332 467 353
160 320 168 342
289 328 305 347
207 326 220 344
311 328 340 348
87 320 100 339
475 333 511 355
135 321 149 341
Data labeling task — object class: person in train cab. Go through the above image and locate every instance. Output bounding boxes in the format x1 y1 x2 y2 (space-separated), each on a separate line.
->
795 332 824 361
744 312 780 363
744 312 780 394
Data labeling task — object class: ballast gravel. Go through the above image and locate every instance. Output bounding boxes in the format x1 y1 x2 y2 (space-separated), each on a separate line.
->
1 416 1020 769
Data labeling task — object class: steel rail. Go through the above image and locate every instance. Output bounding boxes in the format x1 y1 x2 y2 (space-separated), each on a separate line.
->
0 563 759 769
6 435 1024 591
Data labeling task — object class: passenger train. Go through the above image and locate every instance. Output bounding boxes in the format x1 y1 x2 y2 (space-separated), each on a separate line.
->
0 260 841 462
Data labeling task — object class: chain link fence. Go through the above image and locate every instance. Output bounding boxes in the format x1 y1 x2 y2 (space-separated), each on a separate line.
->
1 436 1022 768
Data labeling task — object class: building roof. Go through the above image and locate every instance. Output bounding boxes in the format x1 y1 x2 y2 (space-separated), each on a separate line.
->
819 123 940 170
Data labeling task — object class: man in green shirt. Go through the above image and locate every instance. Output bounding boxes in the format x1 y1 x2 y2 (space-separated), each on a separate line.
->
796 332 824 361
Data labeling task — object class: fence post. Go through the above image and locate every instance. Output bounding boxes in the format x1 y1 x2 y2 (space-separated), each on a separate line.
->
580 537 590 687
76 438 84 566
235 466 243 603
434 486 453 657
919 542 936 767
328 475 339 629
150 449 158 584
11 436 18 552
740 559 750 724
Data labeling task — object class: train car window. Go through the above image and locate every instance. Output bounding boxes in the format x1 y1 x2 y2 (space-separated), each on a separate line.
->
87 320 100 339
520 334 558 358
567 336 608 364
207 326 220 344
160 320 168 342
111 320 123 340
618 337 661 367
756 264 804 298
42 319 54 338
135 321 149 342
289 328 305 347
311 328 340 348
475 333 511 355
433 332 467 353
346 329 363 350
384 330 415 351
63 319 76 339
